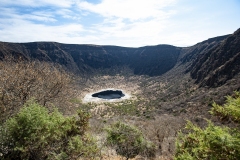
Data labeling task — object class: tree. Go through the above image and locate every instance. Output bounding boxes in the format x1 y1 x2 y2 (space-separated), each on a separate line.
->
0 100 99 160
106 122 156 160
174 91 240 160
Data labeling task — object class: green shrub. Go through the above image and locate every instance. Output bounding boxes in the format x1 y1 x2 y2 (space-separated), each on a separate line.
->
175 92 240 160
210 91 240 122
106 122 156 159
175 120 240 160
0 100 99 160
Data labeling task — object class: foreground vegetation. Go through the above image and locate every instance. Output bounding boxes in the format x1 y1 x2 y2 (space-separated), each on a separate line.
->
175 91 240 160
0 100 99 159
106 122 156 159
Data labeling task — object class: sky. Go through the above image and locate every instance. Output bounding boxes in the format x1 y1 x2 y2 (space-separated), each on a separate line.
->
0 0 240 47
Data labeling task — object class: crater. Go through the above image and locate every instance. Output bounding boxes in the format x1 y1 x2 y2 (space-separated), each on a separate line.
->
83 88 131 102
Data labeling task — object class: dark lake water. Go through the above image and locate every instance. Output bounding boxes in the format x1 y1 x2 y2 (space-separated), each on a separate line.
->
92 90 125 99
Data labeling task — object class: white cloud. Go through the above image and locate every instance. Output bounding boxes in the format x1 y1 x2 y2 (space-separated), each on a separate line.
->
0 0 239 47
0 0 180 46
0 7 56 22
0 17 86 43
0 0 76 8
24 12 57 22
74 0 178 46
78 0 176 20
56 9 79 19
72 0 175 47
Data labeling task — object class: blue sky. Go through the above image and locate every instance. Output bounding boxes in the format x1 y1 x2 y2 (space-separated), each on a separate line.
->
0 0 239 47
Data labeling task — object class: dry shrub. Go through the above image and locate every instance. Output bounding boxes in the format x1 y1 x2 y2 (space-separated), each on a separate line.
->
0 59 76 121
139 115 185 158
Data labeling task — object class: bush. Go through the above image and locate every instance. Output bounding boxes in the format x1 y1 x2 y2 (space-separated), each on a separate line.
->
0 100 99 160
106 122 156 159
175 92 240 160
0 60 76 122
175 120 240 160
210 91 240 122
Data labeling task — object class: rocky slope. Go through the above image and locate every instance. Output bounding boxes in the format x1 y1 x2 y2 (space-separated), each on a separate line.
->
181 28 240 87
0 42 180 77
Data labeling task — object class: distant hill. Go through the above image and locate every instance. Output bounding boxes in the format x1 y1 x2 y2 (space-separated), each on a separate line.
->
0 28 239 87
0 42 180 77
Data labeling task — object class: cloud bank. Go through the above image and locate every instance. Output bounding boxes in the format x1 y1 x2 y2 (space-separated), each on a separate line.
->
0 0 239 47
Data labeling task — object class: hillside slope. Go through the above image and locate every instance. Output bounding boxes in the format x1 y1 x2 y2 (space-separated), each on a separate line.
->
0 42 180 77
182 28 240 87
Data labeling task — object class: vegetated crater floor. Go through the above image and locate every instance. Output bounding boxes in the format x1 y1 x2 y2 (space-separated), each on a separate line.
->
83 88 131 102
